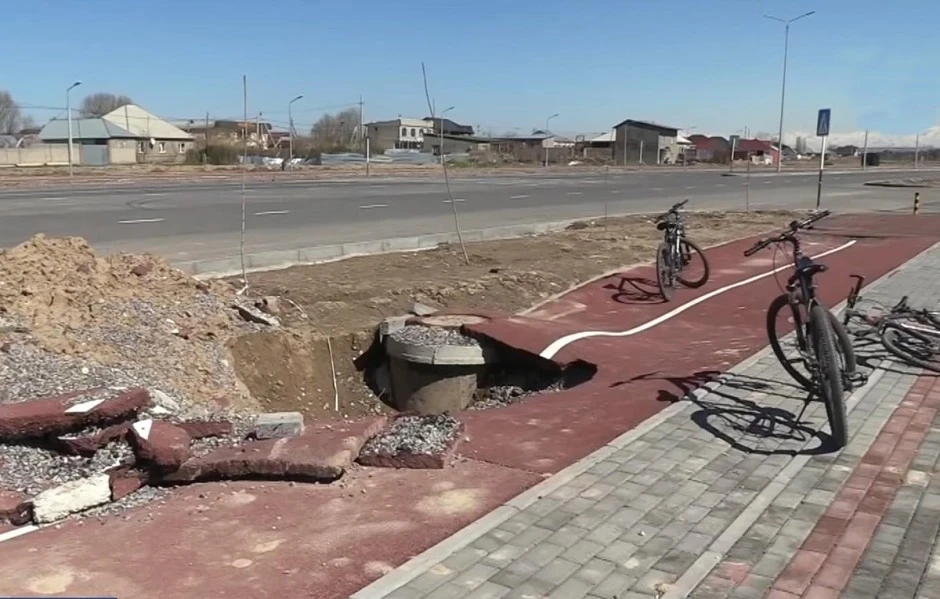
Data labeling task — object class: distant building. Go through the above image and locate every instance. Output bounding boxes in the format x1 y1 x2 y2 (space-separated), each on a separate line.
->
687 135 731 162
732 139 780 165
422 133 492 156
613 120 680 165
366 117 434 152
101 104 194 163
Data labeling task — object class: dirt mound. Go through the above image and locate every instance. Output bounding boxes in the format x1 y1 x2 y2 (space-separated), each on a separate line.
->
0 234 256 413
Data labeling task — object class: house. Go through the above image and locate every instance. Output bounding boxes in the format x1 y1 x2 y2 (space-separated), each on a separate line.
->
366 118 434 152
613 120 679 165
422 133 492 156
687 135 731 162
425 117 474 136
38 118 140 165
101 104 194 163
491 131 561 163
732 139 780 165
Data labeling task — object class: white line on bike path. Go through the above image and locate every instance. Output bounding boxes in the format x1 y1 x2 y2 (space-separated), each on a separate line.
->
538 239 858 360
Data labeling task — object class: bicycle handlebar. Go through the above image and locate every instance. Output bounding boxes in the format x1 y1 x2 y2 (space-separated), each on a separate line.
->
742 210 832 257
654 199 689 222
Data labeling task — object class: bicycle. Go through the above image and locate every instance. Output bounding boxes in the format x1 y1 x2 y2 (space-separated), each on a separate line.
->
744 209 862 448
843 275 940 373
654 199 711 301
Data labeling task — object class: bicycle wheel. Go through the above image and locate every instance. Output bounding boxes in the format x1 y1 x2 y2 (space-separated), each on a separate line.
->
767 295 857 392
676 238 711 289
655 242 675 301
810 304 848 448
881 326 940 373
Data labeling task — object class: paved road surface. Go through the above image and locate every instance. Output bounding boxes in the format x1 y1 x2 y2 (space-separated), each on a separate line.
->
0 169 935 262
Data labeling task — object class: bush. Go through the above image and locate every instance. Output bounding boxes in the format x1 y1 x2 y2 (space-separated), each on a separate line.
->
184 144 241 165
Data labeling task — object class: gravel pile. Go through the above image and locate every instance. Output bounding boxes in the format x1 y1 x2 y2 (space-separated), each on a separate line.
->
360 414 462 457
0 440 133 496
389 324 481 347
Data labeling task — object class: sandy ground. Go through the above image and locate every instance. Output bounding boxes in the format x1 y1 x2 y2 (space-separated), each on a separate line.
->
231 211 801 421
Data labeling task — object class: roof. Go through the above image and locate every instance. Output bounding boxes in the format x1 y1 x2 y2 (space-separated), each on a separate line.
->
427 133 492 143
589 131 615 143
689 135 731 150
103 104 193 140
39 118 137 141
613 119 679 135
424 117 474 136
734 139 777 153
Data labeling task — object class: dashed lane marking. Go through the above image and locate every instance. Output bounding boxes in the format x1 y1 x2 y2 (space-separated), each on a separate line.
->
510 194 529 199
118 218 165 224
359 204 388 209
254 210 290 216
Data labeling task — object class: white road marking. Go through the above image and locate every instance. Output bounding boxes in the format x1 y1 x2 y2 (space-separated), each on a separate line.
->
118 218 165 224
567 192 583 196
443 198 465 203
610 190 621 194
716 184 726 187
64 398 106 414
685 186 697 190
359 204 388 209
254 210 290 216
539 239 858 359
40 197 67 201
0 525 40 543
652 187 664 191
132 419 154 441
510 194 529 199
145 192 168 197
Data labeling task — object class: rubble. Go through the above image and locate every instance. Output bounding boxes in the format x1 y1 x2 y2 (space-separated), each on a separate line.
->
251 411 305 439
32 474 112 524
129 419 191 472
358 414 463 469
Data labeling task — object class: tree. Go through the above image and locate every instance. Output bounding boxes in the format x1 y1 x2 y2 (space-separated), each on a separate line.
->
309 108 360 153
0 90 25 135
80 92 134 117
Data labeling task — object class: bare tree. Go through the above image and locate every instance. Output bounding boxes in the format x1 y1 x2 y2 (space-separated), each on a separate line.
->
80 92 134 117
309 108 360 152
0 90 25 135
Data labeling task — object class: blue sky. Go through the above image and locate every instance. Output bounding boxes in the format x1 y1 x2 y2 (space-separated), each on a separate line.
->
5 0 939 140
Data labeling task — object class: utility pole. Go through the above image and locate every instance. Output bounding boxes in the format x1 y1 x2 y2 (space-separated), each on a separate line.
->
862 129 869 169
545 112 559 167
66 80 82 177
765 11 816 173
288 95 303 171
358 95 364 151
914 132 920 169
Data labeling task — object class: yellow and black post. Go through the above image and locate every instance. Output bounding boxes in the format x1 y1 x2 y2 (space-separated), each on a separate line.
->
914 192 920 215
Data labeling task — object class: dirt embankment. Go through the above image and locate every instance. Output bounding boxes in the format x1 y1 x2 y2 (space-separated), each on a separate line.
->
233 211 801 420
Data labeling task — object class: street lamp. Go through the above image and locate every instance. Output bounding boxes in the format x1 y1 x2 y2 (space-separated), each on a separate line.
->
544 113 559 167
439 105 454 165
765 10 815 172
66 81 81 177
288 94 303 171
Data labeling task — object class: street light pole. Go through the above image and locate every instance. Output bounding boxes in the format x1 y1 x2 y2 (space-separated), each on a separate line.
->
440 106 454 166
288 95 303 171
765 11 815 173
66 81 82 177
545 113 559 167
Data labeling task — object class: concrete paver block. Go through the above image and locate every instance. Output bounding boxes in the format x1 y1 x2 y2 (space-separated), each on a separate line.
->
252 411 305 439
32 474 111 523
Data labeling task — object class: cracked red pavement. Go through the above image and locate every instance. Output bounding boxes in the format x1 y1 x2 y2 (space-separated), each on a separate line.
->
0 213 936 599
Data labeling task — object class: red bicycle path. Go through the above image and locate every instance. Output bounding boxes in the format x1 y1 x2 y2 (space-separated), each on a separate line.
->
0 213 936 599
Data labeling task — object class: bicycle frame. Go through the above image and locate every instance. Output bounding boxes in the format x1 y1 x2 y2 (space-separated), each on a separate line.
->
780 237 824 359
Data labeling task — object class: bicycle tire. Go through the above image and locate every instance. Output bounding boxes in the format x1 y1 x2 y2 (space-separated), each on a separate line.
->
811 304 848 448
655 242 675 301
676 238 711 289
767 295 857 392
881 326 940 373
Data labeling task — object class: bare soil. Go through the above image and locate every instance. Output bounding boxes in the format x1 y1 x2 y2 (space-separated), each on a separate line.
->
231 211 801 421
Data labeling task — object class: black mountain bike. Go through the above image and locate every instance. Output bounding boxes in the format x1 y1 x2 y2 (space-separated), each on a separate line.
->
654 199 711 301
843 275 940 373
744 210 862 448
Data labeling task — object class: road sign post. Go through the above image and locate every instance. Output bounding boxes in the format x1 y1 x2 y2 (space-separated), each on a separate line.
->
815 108 831 209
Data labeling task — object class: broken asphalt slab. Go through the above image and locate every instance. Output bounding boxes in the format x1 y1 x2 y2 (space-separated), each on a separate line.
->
0 388 149 441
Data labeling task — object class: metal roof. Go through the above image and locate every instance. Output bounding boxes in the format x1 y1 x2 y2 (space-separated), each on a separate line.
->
613 119 679 135
103 104 193 140
39 118 137 141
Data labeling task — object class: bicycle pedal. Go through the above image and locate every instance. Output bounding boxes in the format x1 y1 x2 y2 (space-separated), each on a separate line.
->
846 372 869 388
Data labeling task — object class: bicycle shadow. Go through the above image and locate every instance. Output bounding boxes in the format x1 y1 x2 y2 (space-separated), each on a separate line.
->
604 276 664 305
618 369 837 455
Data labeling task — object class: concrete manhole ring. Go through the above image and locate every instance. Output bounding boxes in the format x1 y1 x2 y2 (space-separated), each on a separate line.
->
413 314 489 329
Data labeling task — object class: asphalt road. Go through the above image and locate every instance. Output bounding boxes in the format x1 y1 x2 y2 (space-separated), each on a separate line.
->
0 169 935 263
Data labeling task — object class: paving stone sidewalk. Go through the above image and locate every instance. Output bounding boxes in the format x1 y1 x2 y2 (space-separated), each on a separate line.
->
353 243 940 599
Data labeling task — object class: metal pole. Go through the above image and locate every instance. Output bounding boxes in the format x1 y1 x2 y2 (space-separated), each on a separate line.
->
66 81 81 177
862 129 869 170
440 106 454 166
545 113 558 167
639 140 644 166
914 132 920 169
288 95 302 172
816 136 827 209
765 11 815 173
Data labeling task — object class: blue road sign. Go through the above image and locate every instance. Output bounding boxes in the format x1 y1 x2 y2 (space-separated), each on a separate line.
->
816 108 831 137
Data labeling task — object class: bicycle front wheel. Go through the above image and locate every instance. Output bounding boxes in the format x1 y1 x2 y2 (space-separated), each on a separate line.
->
676 238 711 289
881 326 940 373
656 242 675 302
810 304 847 448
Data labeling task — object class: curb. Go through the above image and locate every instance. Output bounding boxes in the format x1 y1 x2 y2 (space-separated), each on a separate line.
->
349 239 932 599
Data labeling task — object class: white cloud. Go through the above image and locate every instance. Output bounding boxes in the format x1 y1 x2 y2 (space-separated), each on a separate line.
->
786 126 940 152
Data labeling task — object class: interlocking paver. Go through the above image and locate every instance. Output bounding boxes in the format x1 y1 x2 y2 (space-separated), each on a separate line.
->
361 243 940 599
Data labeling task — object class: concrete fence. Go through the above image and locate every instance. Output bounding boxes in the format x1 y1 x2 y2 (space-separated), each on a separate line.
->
0 144 75 167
